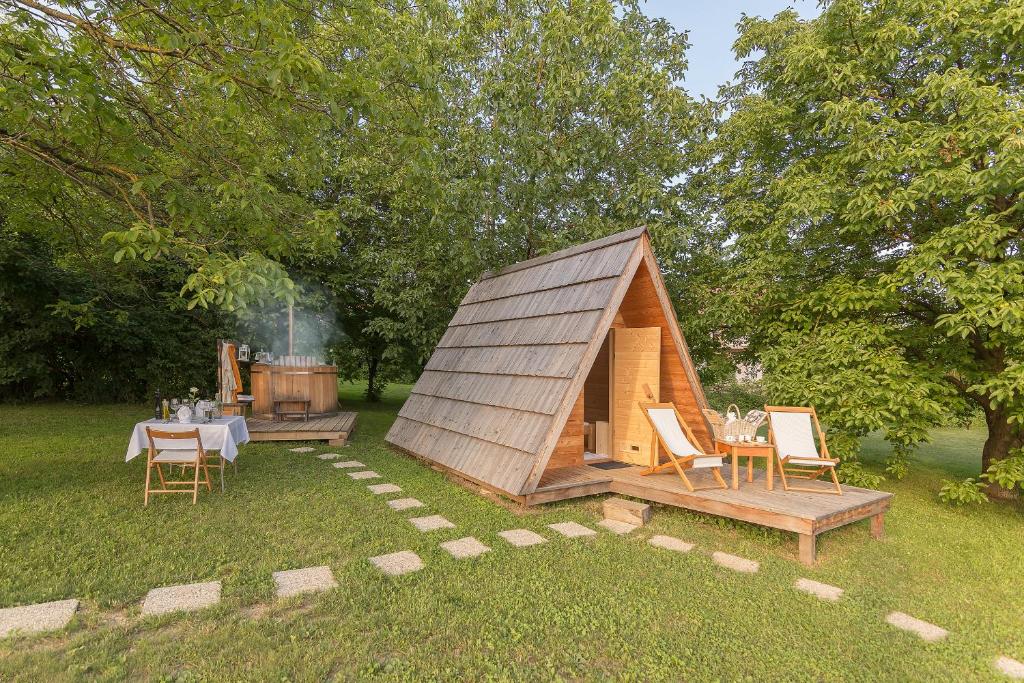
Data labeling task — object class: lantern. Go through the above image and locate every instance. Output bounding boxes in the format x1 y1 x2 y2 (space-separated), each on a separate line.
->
237 344 250 362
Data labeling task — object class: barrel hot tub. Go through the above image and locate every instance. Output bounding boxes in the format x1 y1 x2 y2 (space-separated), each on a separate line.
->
251 360 339 420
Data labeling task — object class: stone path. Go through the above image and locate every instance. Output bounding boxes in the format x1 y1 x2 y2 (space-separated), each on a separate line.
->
885 611 948 642
348 470 380 480
498 529 547 547
141 581 221 617
333 460 364 469
370 551 424 576
387 498 425 511
0 599 79 638
288 447 315 453
440 537 490 559
273 566 338 598
317 453 342 460
996 656 1024 679
547 522 597 538
712 551 759 573
409 515 455 532
648 534 694 553
794 578 843 602
597 518 637 535
368 483 402 495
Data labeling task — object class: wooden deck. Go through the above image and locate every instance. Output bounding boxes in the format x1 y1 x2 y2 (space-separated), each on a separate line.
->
530 463 892 565
246 412 357 446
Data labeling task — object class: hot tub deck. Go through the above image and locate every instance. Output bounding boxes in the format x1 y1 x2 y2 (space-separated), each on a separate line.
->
527 463 892 566
246 412 357 446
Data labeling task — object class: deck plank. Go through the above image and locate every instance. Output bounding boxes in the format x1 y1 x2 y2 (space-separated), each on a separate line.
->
526 463 892 557
246 412 357 444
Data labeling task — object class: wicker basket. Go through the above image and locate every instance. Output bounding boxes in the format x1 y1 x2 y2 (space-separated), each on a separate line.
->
702 404 767 442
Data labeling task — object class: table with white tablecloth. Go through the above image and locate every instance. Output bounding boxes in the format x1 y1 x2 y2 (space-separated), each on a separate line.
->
125 416 250 462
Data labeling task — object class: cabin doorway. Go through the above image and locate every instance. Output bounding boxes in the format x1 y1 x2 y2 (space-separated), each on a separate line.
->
582 327 661 466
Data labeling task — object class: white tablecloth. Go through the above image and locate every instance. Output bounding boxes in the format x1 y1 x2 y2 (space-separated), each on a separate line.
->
125 417 249 462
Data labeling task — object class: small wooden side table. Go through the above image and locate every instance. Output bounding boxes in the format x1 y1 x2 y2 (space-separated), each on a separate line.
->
715 441 776 491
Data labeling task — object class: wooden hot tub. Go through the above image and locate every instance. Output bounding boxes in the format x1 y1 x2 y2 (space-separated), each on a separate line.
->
251 362 339 420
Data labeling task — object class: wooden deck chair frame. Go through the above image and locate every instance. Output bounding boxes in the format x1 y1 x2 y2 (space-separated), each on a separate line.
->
639 402 727 492
765 406 842 495
144 428 213 506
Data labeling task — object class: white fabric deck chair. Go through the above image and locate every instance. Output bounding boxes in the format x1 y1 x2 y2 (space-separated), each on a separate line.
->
640 402 726 492
765 406 841 495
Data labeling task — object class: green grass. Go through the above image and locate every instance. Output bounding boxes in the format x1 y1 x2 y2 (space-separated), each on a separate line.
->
1 383 1022 681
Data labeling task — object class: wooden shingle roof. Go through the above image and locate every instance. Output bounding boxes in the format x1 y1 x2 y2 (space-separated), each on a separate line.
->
386 227 650 496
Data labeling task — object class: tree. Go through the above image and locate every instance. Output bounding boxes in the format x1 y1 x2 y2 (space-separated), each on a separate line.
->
696 0 1024 497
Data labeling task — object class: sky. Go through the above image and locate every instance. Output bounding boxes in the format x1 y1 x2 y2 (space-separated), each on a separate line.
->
639 1 822 99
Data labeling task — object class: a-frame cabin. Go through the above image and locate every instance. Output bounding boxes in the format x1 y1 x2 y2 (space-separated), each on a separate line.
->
386 227 713 501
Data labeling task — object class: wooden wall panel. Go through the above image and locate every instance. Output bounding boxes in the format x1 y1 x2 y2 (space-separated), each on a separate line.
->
616 264 713 450
583 334 610 423
546 392 584 470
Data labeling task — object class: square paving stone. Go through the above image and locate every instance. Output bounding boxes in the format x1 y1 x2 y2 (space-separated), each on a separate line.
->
440 537 491 559
408 515 455 532
333 460 365 469
368 483 402 495
370 551 424 576
885 612 948 642
272 566 338 598
548 522 597 538
348 470 380 480
387 498 425 511
0 599 79 638
288 447 315 453
141 581 221 617
648 535 694 553
996 656 1024 679
499 529 548 547
794 578 844 602
712 551 759 573
317 453 342 460
598 518 638 535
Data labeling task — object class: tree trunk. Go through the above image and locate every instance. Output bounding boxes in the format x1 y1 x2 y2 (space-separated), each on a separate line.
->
366 355 381 403
981 405 1023 500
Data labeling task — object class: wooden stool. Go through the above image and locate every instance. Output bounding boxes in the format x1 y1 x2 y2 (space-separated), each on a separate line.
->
273 398 310 421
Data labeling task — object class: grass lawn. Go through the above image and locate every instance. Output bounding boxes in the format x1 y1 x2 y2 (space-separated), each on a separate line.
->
1 383 1022 681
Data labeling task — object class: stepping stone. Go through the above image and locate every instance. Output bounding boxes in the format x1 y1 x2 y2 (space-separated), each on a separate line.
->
499 529 548 547
0 599 79 638
272 566 338 598
368 483 402 495
317 453 342 460
547 522 597 538
996 656 1024 679
794 578 844 602
648 535 694 553
141 581 221 617
598 518 638 535
885 612 948 642
440 537 491 559
288 447 315 453
348 470 380 480
370 550 424 576
712 551 759 573
408 515 455 532
333 460 365 469
387 497 425 511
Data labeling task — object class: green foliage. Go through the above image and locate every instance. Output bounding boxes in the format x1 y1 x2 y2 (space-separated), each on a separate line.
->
704 378 767 416
837 461 885 489
938 478 990 506
981 454 1024 492
692 0 1024 491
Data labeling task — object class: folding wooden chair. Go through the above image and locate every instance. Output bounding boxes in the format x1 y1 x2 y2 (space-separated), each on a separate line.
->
144 428 213 506
640 402 727 492
765 406 842 495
